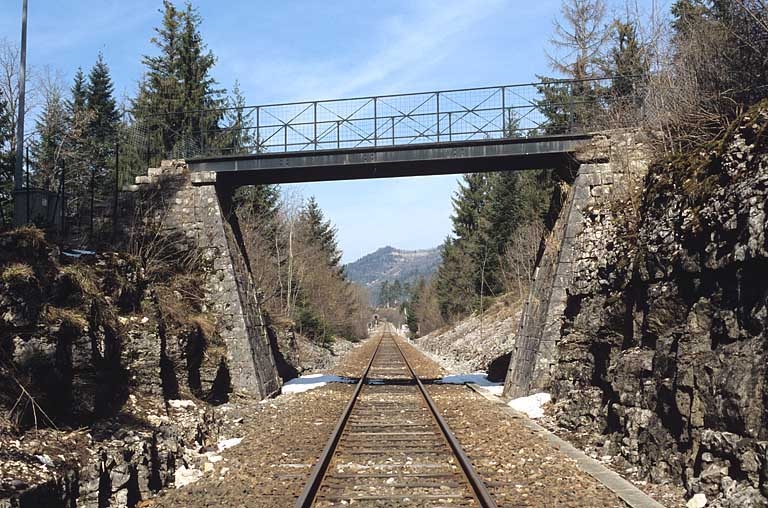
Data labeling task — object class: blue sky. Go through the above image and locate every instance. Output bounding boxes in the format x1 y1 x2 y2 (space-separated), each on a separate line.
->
1 0 663 263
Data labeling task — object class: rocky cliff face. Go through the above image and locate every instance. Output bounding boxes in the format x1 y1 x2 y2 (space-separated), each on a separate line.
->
551 102 768 506
0 228 232 507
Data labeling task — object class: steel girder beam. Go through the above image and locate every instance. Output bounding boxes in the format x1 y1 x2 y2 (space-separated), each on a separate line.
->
187 134 590 186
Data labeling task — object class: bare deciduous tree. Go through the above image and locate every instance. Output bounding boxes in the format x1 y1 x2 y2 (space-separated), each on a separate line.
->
548 0 612 80
499 221 545 301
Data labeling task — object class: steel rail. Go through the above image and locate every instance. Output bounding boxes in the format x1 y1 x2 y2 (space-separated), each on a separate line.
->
390 337 499 508
296 328 498 507
295 333 384 508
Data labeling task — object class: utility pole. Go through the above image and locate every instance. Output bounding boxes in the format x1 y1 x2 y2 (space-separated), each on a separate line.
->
13 0 29 224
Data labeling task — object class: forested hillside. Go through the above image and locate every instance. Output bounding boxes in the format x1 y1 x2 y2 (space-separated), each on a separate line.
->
407 170 553 335
344 246 441 306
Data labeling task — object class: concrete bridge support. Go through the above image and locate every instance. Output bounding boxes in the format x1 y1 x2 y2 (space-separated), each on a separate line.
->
129 160 280 398
504 134 648 398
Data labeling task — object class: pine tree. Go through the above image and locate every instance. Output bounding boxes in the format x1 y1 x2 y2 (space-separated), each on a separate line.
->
33 85 68 189
233 184 280 242
223 80 257 154
609 20 648 107
134 0 224 161
670 0 768 117
450 173 492 241
405 278 424 335
62 68 91 202
69 68 87 115
435 237 477 320
379 280 391 307
0 97 13 225
87 53 120 173
671 0 711 33
300 196 342 270
434 173 494 320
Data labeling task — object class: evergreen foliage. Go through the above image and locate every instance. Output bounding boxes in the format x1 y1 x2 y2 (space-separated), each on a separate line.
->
233 184 280 243
670 0 768 111
133 0 224 162
378 279 411 308
32 84 67 189
536 0 611 133
300 197 342 270
433 170 553 323
86 53 120 174
610 20 649 103
222 80 258 154
0 97 13 225
69 69 87 116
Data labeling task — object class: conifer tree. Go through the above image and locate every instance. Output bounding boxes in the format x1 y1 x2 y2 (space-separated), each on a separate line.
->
670 0 768 111
610 20 648 103
0 97 13 224
61 68 91 202
234 184 280 242
223 80 257 154
87 53 119 174
300 196 342 270
69 68 87 115
33 84 68 189
134 0 224 161
434 173 493 319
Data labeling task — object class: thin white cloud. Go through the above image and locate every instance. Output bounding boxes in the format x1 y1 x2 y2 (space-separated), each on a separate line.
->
226 0 505 102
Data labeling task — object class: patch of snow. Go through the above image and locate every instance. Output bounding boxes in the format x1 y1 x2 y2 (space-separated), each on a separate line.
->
217 437 243 452
174 465 203 488
168 399 196 409
686 493 707 508
35 454 54 467
508 392 551 419
281 374 354 394
439 372 503 389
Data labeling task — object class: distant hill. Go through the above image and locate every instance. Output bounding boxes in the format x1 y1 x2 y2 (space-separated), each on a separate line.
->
344 246 442 301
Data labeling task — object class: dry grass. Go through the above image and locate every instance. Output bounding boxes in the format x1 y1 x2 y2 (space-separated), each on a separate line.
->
45 306 88 332
190 314 216 341
1 263 35 284
59 265 100 298
0 226 47 250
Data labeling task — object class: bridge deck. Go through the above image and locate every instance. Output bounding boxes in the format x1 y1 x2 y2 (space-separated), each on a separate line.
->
187 134 590 185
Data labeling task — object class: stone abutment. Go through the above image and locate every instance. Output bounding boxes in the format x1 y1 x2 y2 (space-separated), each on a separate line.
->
127 160 280 398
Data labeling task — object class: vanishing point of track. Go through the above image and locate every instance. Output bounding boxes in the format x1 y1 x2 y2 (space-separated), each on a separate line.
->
297 327 498 507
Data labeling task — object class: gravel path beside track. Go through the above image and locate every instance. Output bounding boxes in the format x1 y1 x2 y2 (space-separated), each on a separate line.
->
428 385 626 507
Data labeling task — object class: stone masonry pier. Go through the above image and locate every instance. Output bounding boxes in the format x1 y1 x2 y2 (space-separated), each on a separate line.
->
504 133 649 397
128 160 280 398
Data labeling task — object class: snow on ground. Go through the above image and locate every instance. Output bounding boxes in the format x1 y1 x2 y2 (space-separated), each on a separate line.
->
281 374 354 394
508 392 551 419
217 437 243 452
439 372 504 395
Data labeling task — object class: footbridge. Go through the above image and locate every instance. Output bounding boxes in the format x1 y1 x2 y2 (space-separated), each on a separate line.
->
133 78 624 185
126 77 635 399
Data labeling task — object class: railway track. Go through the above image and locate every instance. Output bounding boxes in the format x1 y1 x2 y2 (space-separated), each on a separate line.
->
297 326 498 507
